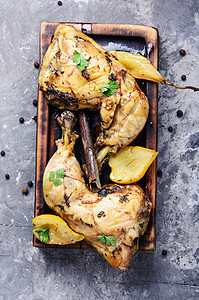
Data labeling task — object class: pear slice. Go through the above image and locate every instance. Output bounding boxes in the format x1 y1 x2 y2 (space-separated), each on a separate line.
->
110 50 164 83
108 146 158 184
110 50 199 91
32 214 84 245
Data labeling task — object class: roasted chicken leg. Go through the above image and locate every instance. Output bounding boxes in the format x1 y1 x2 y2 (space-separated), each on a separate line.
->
43 111 152 270
39 24 149 151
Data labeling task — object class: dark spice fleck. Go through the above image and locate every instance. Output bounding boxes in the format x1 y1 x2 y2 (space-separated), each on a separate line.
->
1 150 5 156
58 205 65 211
108 73 116 81
85 223 93 227
105 55 112 64
162 250 167 256
97 211 106 218
33 99 38 106
58 1 62 5
181 75 186 81
82 70 90 80
22 187 28 195
168 126 173 132
32 115 37 122
179 49 186 56
157 170 162 177
34 61 39 69
119 195 128 203
19 117 24 124
5 174 10 180
98 188 108 197
64 194 70 207
28 181 33 187
177 110 183 118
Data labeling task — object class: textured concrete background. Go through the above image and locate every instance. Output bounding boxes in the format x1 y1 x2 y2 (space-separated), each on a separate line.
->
0 0 199 299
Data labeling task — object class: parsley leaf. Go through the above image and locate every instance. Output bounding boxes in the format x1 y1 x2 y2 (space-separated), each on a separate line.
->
53 178 62 186
73 50 89 72
49 171 55 181
35 228 50 243
97 234 116 246
56 168 65 178
99 80 119 97
49 169 64 186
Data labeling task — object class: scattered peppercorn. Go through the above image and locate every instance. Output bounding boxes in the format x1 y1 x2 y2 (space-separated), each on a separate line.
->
157 170 162 177
162 250 167 256
22 187 28 195
1 150 5 156
34 61 39 69
149 121 153 128
179 49 186 56
33 99 38 106
58 1 62 5
19 117 24 124
28 181 33 187
177 110 183 117
181 75 186 81
5 174 10 180
32 115 37 122
82 28 87 34
168 126 173 132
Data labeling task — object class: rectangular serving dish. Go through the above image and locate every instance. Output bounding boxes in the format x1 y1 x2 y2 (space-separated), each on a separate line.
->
34 22 158 252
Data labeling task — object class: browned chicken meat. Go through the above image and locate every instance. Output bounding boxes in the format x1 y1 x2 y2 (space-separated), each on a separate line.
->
43 111 152 270
39 24 149 151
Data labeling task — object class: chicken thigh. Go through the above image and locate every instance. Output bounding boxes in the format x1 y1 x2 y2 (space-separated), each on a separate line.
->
39 24 149 151
43 111 152 270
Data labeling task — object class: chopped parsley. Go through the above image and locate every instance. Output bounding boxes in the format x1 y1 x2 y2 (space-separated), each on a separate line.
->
73 50 89 71
97 234 116 246
49 169 65 186
99 80 119 97
35 227 50 243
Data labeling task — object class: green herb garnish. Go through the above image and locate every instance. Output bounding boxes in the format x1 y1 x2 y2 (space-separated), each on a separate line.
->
49 169 65 186
35 228 50 243
73 50 89 71
99 80 119 97
97 234 116 246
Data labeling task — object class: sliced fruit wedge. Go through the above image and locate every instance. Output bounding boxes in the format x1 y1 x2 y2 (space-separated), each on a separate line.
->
108 146 158 184
32 214 84 245
110 50 164 83
110 50 199 91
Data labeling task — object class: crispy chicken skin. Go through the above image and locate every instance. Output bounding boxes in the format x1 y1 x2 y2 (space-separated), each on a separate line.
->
39 24 149 150
43 112 152 270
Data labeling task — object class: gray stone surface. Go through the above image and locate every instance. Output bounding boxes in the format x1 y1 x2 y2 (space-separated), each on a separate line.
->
0 0 199 299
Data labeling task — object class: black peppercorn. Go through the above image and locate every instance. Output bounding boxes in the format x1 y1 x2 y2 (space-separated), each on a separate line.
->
181 75 186 81
34 61 39 69
177 110 183 117
32 115 37 122
58 1 62 5
1 150 5 156
82 28 87 34
157 170 162 177
168 126 173 132
19 117 24 124
149 121 153 128
162 250 167 256
5 174 10 180
33 99 38 106
179 49 186 56
22 187 28 195
28 181 33 187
